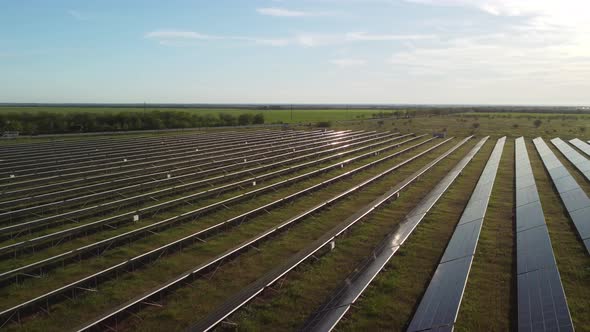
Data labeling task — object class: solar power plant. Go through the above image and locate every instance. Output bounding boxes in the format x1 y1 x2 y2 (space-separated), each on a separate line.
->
406 137 505 332
515 137 573 332
1 132 589 332
534 138 590 253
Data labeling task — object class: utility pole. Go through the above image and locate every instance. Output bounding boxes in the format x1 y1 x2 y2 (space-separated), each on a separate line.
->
290 104 293 122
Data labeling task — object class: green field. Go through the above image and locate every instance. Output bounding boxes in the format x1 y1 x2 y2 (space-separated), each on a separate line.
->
338 112 590 139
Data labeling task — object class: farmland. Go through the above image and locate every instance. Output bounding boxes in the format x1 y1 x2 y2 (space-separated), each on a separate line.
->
0 113 589 332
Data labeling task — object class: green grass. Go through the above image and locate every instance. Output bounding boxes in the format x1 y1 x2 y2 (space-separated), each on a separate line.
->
455 139 515 331
335 113 590 139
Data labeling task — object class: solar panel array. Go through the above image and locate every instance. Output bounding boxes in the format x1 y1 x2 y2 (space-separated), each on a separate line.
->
515 137 573 332
407 136 505 332
569 138 590 157
0 131 412 247
0 134 429 286
300 136 488 332
0 130 445 328
551 138 590 182
533 137 590 253
76 137 459 332
3 130 587 331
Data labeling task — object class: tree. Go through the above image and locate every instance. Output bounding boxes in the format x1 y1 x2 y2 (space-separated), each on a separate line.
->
238 113 254 126
252 113 265 124
534 119 542 128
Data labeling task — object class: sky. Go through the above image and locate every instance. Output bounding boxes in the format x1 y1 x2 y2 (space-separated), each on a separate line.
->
1 0 590 105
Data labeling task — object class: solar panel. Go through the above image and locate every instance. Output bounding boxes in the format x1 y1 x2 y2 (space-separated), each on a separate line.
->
407 137 505 332
533 137 590 254
518 267 573 332
551 138 590 181
515 137 573 332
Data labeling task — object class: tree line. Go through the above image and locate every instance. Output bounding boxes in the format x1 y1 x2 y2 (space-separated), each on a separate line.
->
0 111 265 135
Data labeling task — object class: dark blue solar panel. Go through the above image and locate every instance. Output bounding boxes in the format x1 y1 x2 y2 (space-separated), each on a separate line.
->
534 137 590 254
518 137 574 332
516 185 540 207
440 218 482 263
407 137 506 332
457 198 488 224
551 138 590 182
518 267 574 332
517 225 555 274
567 207 590 240
516 201 546 232
407 257 471 332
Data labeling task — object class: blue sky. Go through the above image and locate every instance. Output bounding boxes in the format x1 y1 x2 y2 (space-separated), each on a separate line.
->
1 0 589 105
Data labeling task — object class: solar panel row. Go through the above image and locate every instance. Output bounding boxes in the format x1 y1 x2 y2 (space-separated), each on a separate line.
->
72 137 459 332
533 138 590 254
300 136 487 332
515 137 573 332
551 138 590 182
569 138 590 157
407 136 506 332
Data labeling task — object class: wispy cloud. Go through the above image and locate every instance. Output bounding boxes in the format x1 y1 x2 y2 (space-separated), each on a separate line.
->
346 32 436 41
257 7 333 17
330 58 367 67
67 9 86 21
144 30 289 46
145 29 432 47
294 32 436 47
145 30 217 40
